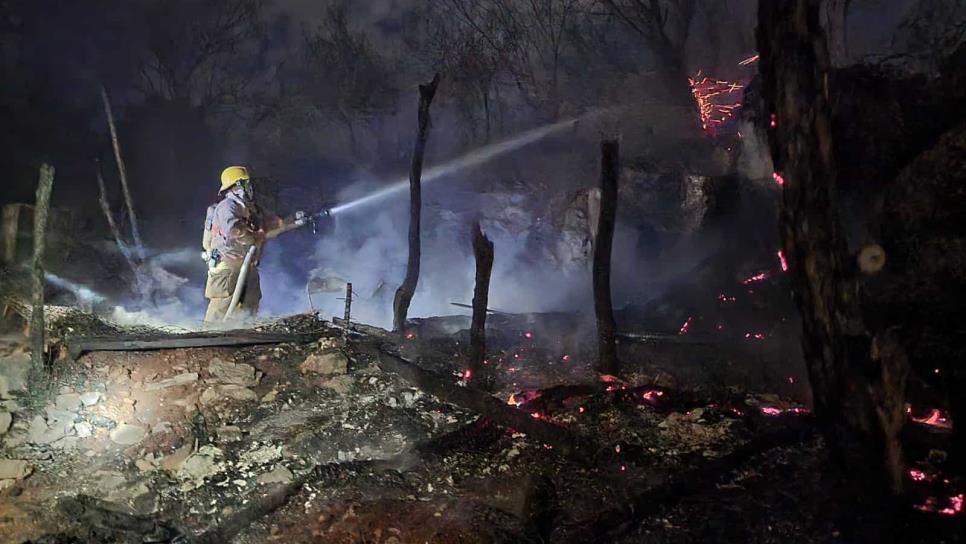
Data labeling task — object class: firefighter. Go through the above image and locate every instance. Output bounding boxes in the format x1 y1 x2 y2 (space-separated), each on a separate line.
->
202 166 285 323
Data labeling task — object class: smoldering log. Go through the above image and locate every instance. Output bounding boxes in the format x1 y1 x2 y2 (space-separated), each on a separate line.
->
468 221 494 381
393 73 441 333
29 164 55 388
593 139 619 375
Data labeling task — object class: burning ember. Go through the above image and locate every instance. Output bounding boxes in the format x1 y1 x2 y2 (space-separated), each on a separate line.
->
909 407 953 429
678 316 693 335
688 72 744 136
738 54 760 66
642 390 664 403
507 390 543 407
760 405 809 416
772 172 785 186
915 494 965 516
742 272 771 285
523 331 534 339
769 113 777 128
777 250 788 272
909 468 930 482
461 369 472 381
745 332 766 341
717 294 736 304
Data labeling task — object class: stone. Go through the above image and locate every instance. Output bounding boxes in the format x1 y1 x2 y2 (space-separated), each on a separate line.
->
200 385 257 405
178 446 224 489
28 415 72 445
260 389 278 403
257 464 294 485
0 479 15 491
74 421 93 438
208 359 258 387
299 350 349 376
109 424 146 445
79 392 101 406
321 375 354 396
0 412 11 435
55 393 82 411
0 354 30 399
216 425 243 443
89 415 117 429
160 443 193 473
0 459 32 480
144 372 199 392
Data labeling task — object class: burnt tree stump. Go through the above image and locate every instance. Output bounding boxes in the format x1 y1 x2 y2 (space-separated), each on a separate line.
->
594 139 619 375
393 73 440 333
468 221 494 384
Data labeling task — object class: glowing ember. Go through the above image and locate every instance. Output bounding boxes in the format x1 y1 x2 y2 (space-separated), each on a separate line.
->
760 406 783 416
909 469 929 482
462 369 472 381
717 294 736 303
777 250 788 272
620 465 626 472
760 405 809 416
689 72 744 136
578 406 585 413
738 54 760 66
615 444 621 453
599 374 622 383
745 332 766 341
507 390 543 407
405 332 416 340
679 316 693 335
742 272 771 284
561 354 571 362
530 412 542 419
910 408 953 429
769 113 777 128
772 172 785 186
916 494 964 516
523 331 533 339
642 390 664 403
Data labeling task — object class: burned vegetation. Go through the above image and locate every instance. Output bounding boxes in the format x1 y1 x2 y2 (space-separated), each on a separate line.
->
1 0 966 543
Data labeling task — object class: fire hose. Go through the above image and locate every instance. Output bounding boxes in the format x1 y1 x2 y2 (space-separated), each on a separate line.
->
223 245 257 321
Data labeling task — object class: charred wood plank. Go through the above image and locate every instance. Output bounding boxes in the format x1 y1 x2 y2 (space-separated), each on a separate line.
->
371 344 596 461
594 140 619 375
393 73 441 332
468 222 494 382
66 331 323 359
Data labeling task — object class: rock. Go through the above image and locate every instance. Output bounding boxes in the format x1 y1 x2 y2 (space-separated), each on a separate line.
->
0 354 30 399
0 479 15 491
240 444 283 466
321 375 354 396
79 392 101 406
257 464 294 485
208 359 259 387
178 446 224 489
89 415 117 429
0 412 11 435
160 443 194 473
200 385 257 405
144 372 199 391
216 425 243 443
260 389 278 403
74 421 93 438
0 459 32 480
299 350 349 376
55 393 82 411
28 415 72 445
109 424 146 445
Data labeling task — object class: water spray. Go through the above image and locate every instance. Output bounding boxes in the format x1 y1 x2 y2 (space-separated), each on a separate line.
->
328 111 600 216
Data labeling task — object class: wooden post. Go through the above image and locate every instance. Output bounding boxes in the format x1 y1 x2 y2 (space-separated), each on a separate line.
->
101 85 145 261
468 222 494 382
29 164 55 390
393 73 440 332
594 140 619 375
343 282 353 342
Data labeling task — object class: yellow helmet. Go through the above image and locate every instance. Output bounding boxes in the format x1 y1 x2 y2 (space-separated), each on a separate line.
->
220 166 250 192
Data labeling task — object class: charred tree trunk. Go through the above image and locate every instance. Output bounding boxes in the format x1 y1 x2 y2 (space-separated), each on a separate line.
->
759 0 908 524
101 85 145 262
29 164 54 394
96 160 141 280
468 222 494 383
393 73 440 333
594 140 619 375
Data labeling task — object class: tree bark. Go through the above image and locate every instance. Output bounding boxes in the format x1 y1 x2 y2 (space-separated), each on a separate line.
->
29 164 54 392
101 85 145 261
468 221 494 382
393 73 441 332
594 140 619 375
758 0 906 516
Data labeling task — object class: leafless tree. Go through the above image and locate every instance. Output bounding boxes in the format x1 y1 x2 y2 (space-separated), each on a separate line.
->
135 0 265 113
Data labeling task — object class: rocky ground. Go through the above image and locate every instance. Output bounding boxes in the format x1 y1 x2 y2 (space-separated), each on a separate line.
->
0 308 960 543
